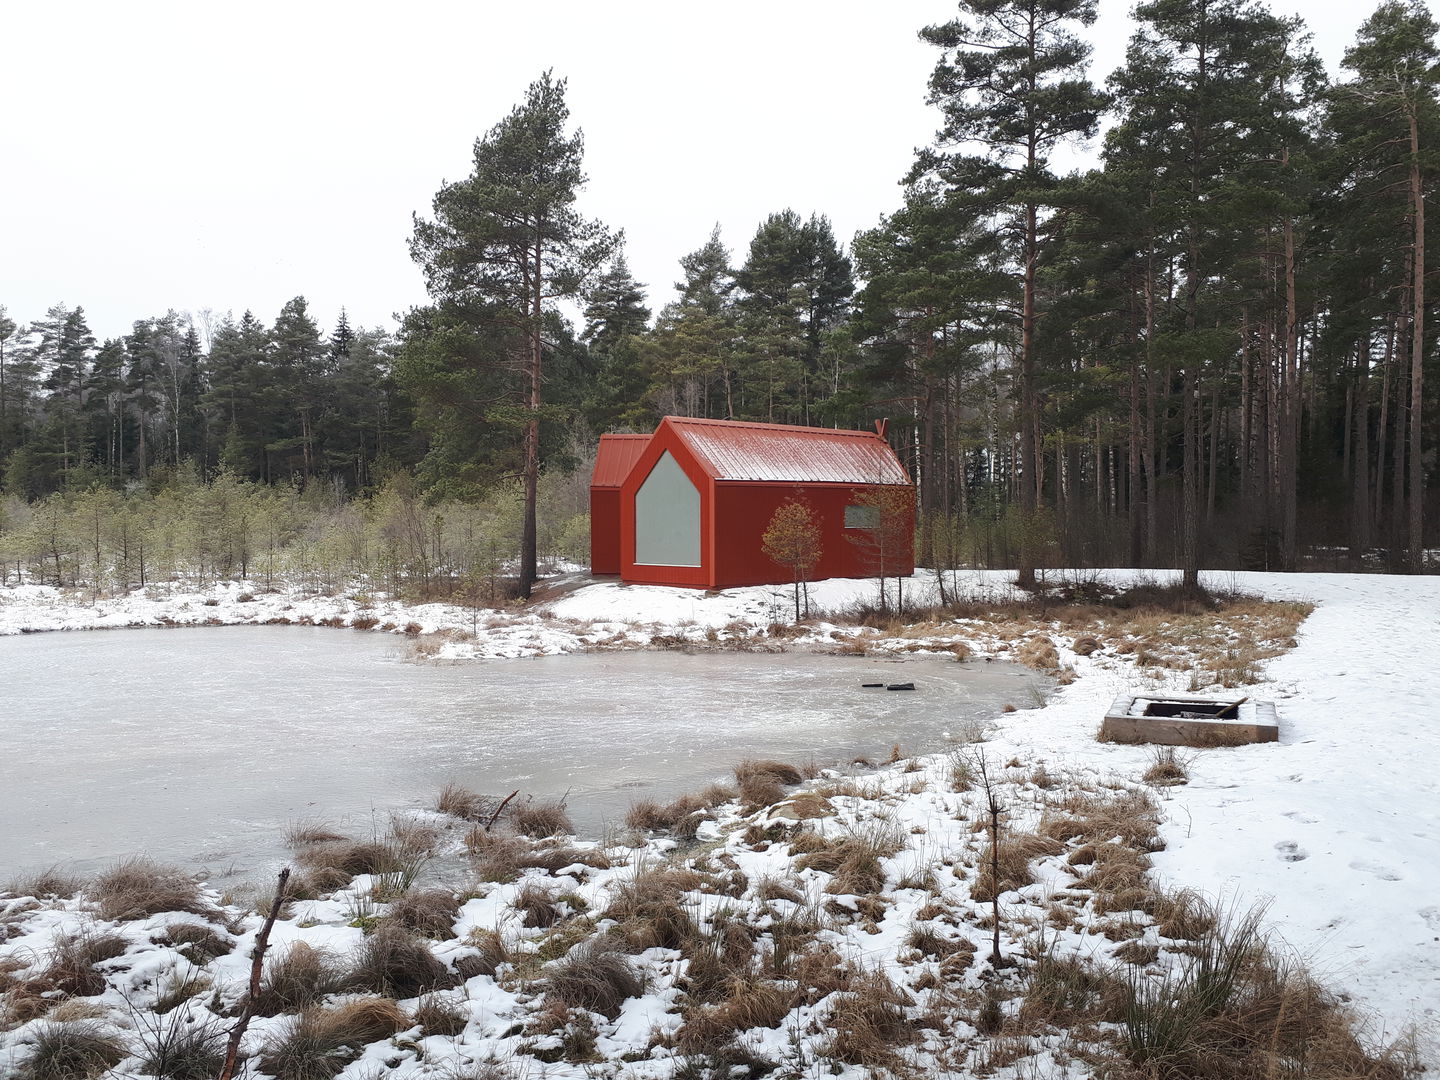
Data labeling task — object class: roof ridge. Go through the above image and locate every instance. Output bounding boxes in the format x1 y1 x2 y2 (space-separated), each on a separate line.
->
664 416 880 439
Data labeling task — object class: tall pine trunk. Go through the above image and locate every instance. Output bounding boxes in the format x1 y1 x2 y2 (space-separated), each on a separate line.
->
1408 106 1426 573
1351 338 1371 562
521 236 543 599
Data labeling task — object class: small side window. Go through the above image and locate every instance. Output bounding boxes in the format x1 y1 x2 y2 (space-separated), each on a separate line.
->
844 504 880 529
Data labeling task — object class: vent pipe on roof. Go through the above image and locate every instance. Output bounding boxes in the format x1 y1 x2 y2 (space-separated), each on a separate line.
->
874 418 889 439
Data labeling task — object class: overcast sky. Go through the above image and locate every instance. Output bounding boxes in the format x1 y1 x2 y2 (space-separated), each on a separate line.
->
3 0 1374 343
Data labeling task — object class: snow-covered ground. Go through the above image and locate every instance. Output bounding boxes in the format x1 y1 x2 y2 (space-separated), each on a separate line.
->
959 571 1440 1059
1 568 1436 1073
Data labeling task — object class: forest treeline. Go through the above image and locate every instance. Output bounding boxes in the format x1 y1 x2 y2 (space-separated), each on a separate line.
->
3 0 1439 593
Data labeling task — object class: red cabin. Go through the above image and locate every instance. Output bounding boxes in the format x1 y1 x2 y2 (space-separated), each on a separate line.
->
590 416 914 589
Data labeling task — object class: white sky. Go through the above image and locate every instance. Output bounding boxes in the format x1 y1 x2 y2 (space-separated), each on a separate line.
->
2 0 1373 343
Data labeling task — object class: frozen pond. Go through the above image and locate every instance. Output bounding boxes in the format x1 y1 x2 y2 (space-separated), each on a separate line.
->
1 626 1047 884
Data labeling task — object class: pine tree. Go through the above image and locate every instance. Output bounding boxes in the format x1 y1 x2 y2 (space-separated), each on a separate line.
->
85 339 128 477
580 254 651 432
852 181 1009 518
408 71 618 597
919 0 1106 587
270 296 327 482
202 312 270 480
1107 0 1310 583
633 228 740 424
733 211 854 423
33 305 96 477
328 308 355 362
124 319 165 479
677 225 734 316
0 309 16 465
1337 0 1440 573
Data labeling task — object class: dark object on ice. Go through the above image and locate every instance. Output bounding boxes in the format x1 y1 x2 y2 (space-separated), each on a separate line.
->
886 682 916 691
861 682 885 688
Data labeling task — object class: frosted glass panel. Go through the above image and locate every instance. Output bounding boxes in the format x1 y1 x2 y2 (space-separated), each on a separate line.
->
635 451 701 566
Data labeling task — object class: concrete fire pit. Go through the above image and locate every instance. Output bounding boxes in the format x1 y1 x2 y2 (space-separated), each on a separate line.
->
1101 693 1279 747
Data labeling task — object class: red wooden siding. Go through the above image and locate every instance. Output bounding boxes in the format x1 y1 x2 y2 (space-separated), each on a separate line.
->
712 482 915 588
590 434 650 575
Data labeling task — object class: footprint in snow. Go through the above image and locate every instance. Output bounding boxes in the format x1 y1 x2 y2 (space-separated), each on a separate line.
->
1420 906 1440 932
1349 859 1402 881
1282 811 1319 824
1275 840 1307 863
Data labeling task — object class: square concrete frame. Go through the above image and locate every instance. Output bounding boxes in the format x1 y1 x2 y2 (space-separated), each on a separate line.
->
1101 693 1279 747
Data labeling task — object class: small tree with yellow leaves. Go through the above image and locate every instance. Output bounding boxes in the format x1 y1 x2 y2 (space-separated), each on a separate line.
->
762 498 822 622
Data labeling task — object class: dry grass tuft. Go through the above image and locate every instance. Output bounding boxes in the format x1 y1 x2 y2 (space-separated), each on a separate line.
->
755 876 805 904
412 993 469 1037
513 882 562 929
436 782 497 822
818 969 917 1070
387 889 460 938
680 916 759 1003
626 784 735 837
1052 787 1164 852
734 759 802 808
602 869 701 953
386 814 443 856
284 820 348 847
157 921 233 964
796 823 905 897
971 833 1064 902
1016 635 1060 671
293 839 398 880
1143 746 1191 786
1153 888 1219 941
511 799 573 839
349 924 455 998
465 829 608 881
151 967 214 1014
677 977 798 1053
30 930 129 998
1072 634 1103 656
456 929 510 980
905 923 975 965
89 857 207 921
543 942 644 1020
734 759 803 786
52 934 120 990
259 998 409 1080
1119 898 1412 1080
13 1020 126 1080
1018 952 1124 1028
1113 939 1161 966
250 941 345 1015
4 869 85 901
1084 845 1157 914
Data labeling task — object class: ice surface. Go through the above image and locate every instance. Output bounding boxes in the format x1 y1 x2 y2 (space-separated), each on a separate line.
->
0 626 1041 884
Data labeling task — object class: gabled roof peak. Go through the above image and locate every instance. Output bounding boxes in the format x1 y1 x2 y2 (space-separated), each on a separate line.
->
657 416 910 485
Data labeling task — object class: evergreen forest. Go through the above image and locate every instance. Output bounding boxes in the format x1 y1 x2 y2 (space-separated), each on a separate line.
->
3 0 1439 596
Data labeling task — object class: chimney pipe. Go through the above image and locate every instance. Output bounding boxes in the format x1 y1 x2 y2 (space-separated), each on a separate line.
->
874 418 889 439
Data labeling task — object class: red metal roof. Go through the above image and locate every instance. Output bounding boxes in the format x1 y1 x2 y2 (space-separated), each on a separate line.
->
664 417 910 485
591 434 651 488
